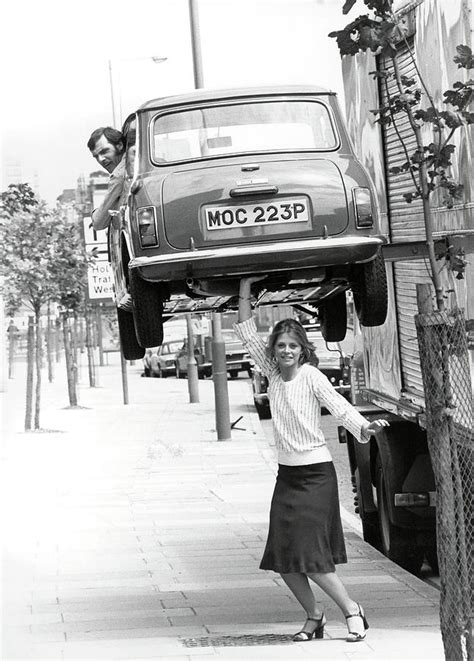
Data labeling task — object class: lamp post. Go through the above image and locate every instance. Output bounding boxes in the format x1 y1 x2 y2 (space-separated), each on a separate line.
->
108 55 168 128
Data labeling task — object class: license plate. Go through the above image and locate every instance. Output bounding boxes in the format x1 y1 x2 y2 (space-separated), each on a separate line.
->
205 198 309 231
229 364 242 370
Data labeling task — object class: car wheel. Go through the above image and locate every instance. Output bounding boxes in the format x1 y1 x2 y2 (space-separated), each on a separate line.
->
319 293 347 342
116 307 145 361
229 370 238 379
129 270 164 348
351 250 388 327
376 455 424 574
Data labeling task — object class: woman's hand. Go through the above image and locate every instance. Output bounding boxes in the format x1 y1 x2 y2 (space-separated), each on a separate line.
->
365 419 390 437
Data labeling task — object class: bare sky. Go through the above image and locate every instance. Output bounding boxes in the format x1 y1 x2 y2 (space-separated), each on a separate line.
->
1 0 352 203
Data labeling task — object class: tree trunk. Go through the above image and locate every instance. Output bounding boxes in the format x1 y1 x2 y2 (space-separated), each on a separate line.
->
85 307 96 387
55 317 61 363
62 313 78 407
24 316 34 431
46 304 54 383
34 309 42 430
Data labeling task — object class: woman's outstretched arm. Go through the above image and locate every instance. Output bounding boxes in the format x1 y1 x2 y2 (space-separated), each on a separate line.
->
237 276 266 322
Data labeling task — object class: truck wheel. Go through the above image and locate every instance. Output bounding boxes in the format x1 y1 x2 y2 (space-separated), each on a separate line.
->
425 541 439 574
129 270 164 348
116 307 145 361
351 250 388 327
255 399 271 419
376 455 424 574
319 294 347 342
355 468 381 549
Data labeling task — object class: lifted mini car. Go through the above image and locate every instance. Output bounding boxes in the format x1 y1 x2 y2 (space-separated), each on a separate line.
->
110 85 387 351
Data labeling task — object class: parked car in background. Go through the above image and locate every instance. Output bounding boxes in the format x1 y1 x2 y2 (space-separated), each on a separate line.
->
148 340 183 377
110 84 387 353
174 329 252 379
251 330 350 418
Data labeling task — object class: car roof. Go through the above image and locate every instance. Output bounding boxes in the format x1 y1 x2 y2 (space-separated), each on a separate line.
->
137 85 335 113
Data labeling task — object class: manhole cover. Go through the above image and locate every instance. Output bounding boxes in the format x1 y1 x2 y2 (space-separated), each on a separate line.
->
182 634 294 647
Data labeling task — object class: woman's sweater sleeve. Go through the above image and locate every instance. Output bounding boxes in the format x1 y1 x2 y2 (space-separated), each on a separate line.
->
233 318 274 376
311 369 370 443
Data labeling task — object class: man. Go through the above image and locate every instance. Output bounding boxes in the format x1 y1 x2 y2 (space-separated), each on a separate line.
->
87 127 126 230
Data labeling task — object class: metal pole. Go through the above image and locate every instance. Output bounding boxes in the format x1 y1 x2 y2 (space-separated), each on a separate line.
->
211 312 231 441
186 313 200 403
108 59 116 127
120 349 129 405
188 0 204 88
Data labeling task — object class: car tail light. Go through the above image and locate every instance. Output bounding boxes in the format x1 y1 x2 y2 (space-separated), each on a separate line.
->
353 187 374 228
137 206 159 247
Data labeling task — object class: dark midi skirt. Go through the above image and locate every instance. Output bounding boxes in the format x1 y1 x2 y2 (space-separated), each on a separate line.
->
259 461 347 574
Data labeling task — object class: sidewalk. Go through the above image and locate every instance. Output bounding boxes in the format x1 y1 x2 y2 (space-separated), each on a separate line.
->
1 353 443 660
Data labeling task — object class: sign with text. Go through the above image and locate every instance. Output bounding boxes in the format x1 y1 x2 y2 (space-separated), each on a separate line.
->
82 216 114 303
87 260 114 300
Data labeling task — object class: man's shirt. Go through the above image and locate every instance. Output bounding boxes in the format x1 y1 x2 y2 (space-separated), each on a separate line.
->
91 158 126 231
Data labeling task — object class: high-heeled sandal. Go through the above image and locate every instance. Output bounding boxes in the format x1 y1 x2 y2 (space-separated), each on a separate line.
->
292 614 326 641
345 603 369 642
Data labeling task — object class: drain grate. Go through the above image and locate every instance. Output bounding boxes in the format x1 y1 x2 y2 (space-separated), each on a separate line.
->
182 634 294 647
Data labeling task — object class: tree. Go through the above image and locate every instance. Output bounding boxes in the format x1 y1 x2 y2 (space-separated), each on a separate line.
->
0 183 38 218
329 1 473 310
0 201 90 427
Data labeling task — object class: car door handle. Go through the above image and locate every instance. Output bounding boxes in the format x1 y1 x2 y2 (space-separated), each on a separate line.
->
229 184 279 197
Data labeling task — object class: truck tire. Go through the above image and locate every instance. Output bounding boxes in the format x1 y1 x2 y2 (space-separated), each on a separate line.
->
129 270 164 348
255 399 271 419
116 307 145 361
375 455 424 574
319 294 347 342
355 468 381 549
351 251 388 327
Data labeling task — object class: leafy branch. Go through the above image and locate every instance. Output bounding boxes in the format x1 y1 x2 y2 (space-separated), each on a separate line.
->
329 0 473 310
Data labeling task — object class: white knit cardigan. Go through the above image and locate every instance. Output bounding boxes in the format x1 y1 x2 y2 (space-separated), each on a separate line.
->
234 318 369 456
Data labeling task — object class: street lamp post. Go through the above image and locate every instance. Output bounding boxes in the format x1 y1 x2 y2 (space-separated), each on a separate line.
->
108 55 167 128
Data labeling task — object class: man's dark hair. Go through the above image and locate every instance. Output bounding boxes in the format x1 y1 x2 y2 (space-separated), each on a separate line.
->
87 127 125 152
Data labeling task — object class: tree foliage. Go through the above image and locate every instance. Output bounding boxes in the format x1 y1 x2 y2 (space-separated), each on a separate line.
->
0 183 39 218
329 3 473 211
329 1 473 303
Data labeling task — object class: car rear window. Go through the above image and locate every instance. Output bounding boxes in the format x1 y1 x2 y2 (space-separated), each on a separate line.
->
151 100 337 163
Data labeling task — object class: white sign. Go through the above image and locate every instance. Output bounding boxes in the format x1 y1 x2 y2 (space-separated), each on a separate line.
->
87 260 114 300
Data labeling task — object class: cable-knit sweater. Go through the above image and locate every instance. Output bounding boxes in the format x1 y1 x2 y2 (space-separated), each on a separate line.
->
234 318 369 463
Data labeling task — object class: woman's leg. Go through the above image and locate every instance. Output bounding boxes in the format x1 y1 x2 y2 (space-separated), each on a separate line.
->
307 571 357 615
307 571 366 637
280 572 323 619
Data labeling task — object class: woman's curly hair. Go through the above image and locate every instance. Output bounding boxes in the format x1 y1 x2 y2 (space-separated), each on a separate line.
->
266 319 319 367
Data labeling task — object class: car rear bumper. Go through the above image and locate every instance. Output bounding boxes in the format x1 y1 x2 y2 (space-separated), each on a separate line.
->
129 236 384 282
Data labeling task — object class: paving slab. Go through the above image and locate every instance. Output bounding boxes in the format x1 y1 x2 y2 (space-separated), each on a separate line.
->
1 354 443 660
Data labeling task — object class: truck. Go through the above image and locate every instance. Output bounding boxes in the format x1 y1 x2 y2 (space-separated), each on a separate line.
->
336 0 473 573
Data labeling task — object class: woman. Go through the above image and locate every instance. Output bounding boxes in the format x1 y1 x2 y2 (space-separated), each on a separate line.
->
234 276 389 643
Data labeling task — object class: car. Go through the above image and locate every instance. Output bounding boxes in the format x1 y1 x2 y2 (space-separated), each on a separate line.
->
147 340 183 377
174 329 252 379
251 330 351 419
110 85 388 351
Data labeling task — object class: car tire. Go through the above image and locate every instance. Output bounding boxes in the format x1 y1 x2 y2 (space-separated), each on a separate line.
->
116 307 145 361
229 370 239 379
375 455 424 574
351 250 388 327
129 270 164 348
319 294 347 342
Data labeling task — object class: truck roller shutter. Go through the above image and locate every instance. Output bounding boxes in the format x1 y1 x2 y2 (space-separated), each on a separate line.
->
378 38 425 399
